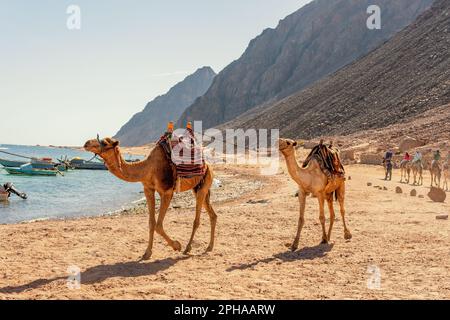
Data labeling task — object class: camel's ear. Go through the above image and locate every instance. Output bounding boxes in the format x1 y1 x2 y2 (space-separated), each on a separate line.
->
286 141 291 146
112 140 119 147
293 141 298 147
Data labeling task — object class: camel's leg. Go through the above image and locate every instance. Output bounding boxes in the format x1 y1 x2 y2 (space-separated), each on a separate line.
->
155 191 181 251
291 190 306 251
203 190 217 252
318 194 328 244
326 196 335 242
142 188 156 260
184 188 208 254
337 185 352 240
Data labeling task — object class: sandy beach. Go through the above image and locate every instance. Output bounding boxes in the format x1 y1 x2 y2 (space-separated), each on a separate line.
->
0 159 449 300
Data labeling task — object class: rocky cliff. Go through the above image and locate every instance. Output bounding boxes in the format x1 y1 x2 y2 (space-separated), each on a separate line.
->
114 67 216 146
223 0 450 139
178 0 434 130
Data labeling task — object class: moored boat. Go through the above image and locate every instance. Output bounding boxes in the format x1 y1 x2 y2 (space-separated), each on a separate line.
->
0 157 68 171
69 157 107 170
2 164 59 176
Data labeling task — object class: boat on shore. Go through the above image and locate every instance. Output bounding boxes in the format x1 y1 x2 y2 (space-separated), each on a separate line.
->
3 163 59 176
69 157 107 170
0 157 69 171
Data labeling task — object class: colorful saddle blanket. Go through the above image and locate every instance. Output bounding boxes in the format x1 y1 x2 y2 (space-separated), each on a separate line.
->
302 143 345 179
157 129 206 178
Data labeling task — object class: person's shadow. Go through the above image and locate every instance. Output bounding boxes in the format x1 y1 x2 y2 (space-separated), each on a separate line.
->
0 256 188 294
226 243 334 272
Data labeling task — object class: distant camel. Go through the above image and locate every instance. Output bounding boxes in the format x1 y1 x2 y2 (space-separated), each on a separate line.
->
430 161 442 188
278 138 351 251
400 160 411 184
411 161 423 186
84 137 217 260
443 162 449 191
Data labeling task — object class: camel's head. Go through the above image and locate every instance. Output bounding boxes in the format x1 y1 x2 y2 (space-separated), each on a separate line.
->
278 138 298 156
84 135 120 158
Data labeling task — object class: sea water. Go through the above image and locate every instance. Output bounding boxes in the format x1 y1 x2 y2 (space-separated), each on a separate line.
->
0 144 145 224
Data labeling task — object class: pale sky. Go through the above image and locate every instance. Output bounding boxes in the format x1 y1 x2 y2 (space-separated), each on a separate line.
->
0 0 312 146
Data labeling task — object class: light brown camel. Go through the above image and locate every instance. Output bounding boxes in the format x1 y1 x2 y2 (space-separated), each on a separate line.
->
443 162 449 191
84 137 217 260
400 160 411 184
411 161 423 186
430 161 442 188
278 138 352 251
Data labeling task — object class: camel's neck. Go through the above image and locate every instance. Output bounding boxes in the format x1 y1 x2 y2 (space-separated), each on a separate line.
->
103 149 153 183
283 152 306 186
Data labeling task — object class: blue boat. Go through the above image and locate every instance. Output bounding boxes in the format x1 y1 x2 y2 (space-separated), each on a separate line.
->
0 157 68 171
3 163 59 176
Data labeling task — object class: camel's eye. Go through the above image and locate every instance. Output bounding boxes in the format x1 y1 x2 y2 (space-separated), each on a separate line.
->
286 141 291 146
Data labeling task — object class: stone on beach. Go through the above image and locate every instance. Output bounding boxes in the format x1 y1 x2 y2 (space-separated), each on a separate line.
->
428 187 446 203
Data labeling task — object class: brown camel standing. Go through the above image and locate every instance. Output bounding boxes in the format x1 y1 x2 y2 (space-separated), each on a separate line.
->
411 161 423 186
400 160 411 184
430 161 442 188
443 162 449 191
84 137 217 260
278 139 352 251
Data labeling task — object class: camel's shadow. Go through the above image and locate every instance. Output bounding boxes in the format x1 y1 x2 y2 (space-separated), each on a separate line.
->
226 243 334 272
0 256 188 294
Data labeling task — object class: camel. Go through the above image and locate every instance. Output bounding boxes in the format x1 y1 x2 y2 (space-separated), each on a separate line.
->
430 161 442 188
411 161 423 186
278 138 352 251
443 162 449 191
84 137 217 260
400 160 411 184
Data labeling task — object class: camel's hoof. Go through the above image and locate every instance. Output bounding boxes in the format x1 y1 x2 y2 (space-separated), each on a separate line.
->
183 245 192 255
141 250 152 261
173 241 182 252
321 239 328 244
205 245 214 252
344 231 353 240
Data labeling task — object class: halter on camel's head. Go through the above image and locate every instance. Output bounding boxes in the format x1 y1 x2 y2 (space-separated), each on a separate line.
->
92 134 122 170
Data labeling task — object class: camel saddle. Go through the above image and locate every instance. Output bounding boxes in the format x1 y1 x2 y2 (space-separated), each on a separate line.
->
303 143 345 181
157 128 206 180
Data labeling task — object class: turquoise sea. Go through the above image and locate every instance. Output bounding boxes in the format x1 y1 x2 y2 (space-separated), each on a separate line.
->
0 144 144 224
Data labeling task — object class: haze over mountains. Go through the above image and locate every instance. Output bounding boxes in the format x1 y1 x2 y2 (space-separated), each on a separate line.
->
223 0 450 139
178 0 434 130
114 67 216 146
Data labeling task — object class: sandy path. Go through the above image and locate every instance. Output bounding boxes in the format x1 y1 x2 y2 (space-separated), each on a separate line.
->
0 164 448 299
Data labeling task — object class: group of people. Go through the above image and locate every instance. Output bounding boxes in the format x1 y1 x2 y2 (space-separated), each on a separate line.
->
383 148 450 181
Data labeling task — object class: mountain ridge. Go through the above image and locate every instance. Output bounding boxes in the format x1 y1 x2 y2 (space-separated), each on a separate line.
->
114 66 216 146
222 0 450 139
178 0 434 130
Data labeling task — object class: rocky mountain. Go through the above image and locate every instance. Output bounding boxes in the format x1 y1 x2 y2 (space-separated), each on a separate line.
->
223 0 450 139
178 0 434 130
114 67 216 146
